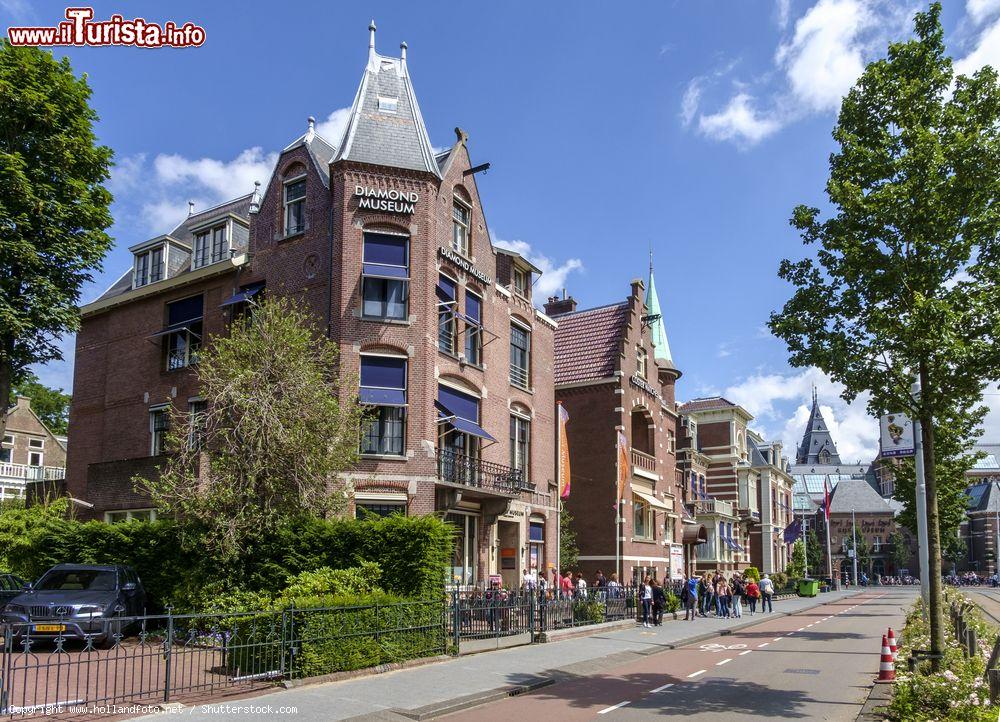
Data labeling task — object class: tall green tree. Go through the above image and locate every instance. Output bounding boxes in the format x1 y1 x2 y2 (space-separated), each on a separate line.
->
787 539 807 579
0 41 113 441
135 298 364 558
9 372 70 435
769 4 1000 669
559 504 579 572
887 529 911 574
805 527 824 576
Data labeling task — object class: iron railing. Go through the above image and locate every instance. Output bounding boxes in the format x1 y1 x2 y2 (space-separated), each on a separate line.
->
0 599 446 718
436 447 525 495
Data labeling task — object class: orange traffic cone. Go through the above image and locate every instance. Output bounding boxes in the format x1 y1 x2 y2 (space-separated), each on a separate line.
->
887 627 898 660
876 634 896 683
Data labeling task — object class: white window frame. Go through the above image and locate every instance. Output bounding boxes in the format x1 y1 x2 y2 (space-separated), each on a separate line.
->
192 222 231 269
510 409 531 482
283 175 307 236
510 319 531 390
377 96 398 113
104 508 157 524
28 438 44 450
133 245 165 288
512 266 530 297
27 451 43 467
451 197 471 256
149 405 170 456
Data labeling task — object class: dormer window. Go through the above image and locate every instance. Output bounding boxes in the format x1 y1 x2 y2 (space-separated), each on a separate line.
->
452 198 471 256
134 246 164 288
193 223 230 269
513 266 530 298
377 96 398 113
284 177 306 236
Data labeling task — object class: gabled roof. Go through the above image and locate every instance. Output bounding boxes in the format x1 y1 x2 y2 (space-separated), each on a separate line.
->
828 478 892 514
678 397 738 413
282 126 337 188
553 302 629 385
94 194 252 304
335 25 441 178
796 389 842 465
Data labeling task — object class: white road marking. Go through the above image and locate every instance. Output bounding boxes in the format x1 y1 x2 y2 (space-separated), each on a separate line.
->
650 683 674 693
599 701 631 714
772 637 783 642
716 658 733 666
757 642 770 647
739 650 751 656
688 669 707 678
797 627 805 631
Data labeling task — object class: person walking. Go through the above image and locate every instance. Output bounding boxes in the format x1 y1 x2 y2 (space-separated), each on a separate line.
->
760 573 774 613
730 574 744 619
651 578 666 626
683 574 698 621
640 576 653 627
697 574 709 617
716 576 730 618
746 577 760 615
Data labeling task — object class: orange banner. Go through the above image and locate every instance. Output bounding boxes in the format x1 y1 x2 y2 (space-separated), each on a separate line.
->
558 403 571 500
616 430 630 507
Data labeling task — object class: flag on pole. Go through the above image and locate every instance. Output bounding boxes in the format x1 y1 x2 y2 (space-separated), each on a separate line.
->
558 403 571 500
615 430 630 508
823 477 831 522
783 518 802 544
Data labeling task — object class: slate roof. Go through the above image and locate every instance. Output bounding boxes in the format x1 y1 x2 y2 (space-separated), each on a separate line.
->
93 194 252 304
797 389 842 465
336 35 441 177
748 437 770 467
968 482 1000 514
678 397 739 413
828 478 893 514
552 302 628 385
283 129 337 187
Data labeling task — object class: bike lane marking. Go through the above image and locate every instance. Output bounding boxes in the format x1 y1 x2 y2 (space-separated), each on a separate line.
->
598 700 631 714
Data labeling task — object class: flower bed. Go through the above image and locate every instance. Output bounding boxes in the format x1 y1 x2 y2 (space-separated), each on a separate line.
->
889 595 995 721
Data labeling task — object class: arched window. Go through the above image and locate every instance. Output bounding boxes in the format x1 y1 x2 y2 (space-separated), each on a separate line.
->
630 407 654 456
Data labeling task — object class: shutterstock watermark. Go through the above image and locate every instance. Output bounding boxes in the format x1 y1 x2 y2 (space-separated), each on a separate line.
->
7 7 205 48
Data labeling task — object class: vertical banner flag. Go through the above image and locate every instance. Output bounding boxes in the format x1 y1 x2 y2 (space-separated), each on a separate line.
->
823 477 831 522
558 403 571 500
879 412 915 457
616 430 630 508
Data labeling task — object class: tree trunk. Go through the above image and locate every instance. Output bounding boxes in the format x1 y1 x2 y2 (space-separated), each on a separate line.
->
920 363 944 672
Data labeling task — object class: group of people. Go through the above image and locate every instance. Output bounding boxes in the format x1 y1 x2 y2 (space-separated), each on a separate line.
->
945 572 988 587
679 571 776 621
637 576 672 627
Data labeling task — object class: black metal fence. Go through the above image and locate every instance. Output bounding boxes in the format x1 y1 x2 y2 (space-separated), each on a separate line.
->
0 599 446 717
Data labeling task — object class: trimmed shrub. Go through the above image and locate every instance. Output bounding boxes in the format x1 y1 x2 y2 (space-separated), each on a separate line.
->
743 566 761 583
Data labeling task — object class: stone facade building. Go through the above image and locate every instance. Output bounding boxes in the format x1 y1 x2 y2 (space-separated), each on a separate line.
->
66 25 559 588
1 397 67 502
547 267 686 584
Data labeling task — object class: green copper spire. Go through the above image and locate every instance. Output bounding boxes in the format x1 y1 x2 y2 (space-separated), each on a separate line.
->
647 251 674 367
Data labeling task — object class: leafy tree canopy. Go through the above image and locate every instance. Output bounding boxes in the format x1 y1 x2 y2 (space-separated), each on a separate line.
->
9 371 70 435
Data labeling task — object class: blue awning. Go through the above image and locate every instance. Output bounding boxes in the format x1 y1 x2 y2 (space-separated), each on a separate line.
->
363 263 408 280
220 282 265 307
360 387 406 406
435 401 496 442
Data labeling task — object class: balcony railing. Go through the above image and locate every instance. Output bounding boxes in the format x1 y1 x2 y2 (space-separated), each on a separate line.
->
691 497 735 517
0 463 65 482
631 448 656 473
436 447 525 496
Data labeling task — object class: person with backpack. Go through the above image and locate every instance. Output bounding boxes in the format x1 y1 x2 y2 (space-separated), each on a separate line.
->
683 574 698 621
760 573 775 613
745 576 760 615
651 578 666 626
730 574 744 619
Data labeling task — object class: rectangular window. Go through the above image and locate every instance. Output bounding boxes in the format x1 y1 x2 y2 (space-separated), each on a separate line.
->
28 451 42 467
510 323 530 390
510 414 530 484
0 449 9 464
873 536 881 552
150 407 170 456
464 291 482 366
359 355 407 456
212 224 228 263
134 246 164 288
284 178 306 235
513 266 529 297
28 438 43 450
194 224 232 268
437 274 457 354
361 232 409 321
637 347 648 379
193 230 210 268
528 521 545 572
188 400 207 450
356 501 406 518
667 430 676 454
634 495 652 540
163 295 204 371
452 199 470 256
105 509 156 524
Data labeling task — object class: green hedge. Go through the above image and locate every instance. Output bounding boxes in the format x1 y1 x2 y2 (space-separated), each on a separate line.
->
0 505 453 610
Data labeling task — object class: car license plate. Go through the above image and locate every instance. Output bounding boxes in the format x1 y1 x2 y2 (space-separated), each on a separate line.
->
33 624 65 632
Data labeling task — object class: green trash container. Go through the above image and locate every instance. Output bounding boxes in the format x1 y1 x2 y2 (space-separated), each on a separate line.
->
798 579 820 597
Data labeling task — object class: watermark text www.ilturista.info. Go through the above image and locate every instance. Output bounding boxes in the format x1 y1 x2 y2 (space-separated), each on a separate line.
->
7 7 205 48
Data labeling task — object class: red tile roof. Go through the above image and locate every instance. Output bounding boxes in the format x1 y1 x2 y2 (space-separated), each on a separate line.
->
678 397 738 413
553 302 629 384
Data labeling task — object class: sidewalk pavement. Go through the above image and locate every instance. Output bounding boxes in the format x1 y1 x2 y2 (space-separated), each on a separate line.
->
141 588 862 722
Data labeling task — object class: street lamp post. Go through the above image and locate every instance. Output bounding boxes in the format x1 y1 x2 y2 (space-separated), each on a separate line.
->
852 507 859 586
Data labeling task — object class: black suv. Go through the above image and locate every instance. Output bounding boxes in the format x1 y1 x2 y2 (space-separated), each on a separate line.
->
2 564 146 648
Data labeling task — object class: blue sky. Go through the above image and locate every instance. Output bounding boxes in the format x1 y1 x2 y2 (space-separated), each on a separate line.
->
4 0 1000 460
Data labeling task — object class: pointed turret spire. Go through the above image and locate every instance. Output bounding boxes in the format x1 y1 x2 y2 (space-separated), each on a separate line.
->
646 250 674 368
796 392 842 465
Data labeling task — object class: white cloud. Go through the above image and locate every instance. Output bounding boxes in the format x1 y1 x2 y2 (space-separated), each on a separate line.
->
491 236 583 300
777 0 793 29
955 16 1000 77
152 147 275 200
776 0 876 113
680 78 702 127
315 107 352 145
697 93 782 145
968 0 1000 24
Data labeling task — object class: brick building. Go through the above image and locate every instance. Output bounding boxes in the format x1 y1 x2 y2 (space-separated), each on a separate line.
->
1 397 67 502
547 264 687 585
822 479 900 583
66 25 559 587
676 397 793 575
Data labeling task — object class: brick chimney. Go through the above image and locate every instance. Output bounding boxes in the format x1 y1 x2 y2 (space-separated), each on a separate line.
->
543 289 577 316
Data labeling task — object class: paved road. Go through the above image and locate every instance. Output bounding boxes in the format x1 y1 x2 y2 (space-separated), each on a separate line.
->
446 588 915 721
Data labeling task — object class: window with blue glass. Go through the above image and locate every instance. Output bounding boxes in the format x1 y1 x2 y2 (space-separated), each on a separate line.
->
362 232 409 321
699 475 706 499
359 354 407 456
437 274 458 354
464 290 482 365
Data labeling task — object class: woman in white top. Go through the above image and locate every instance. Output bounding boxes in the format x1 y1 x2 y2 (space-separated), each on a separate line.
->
641 577 653 627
